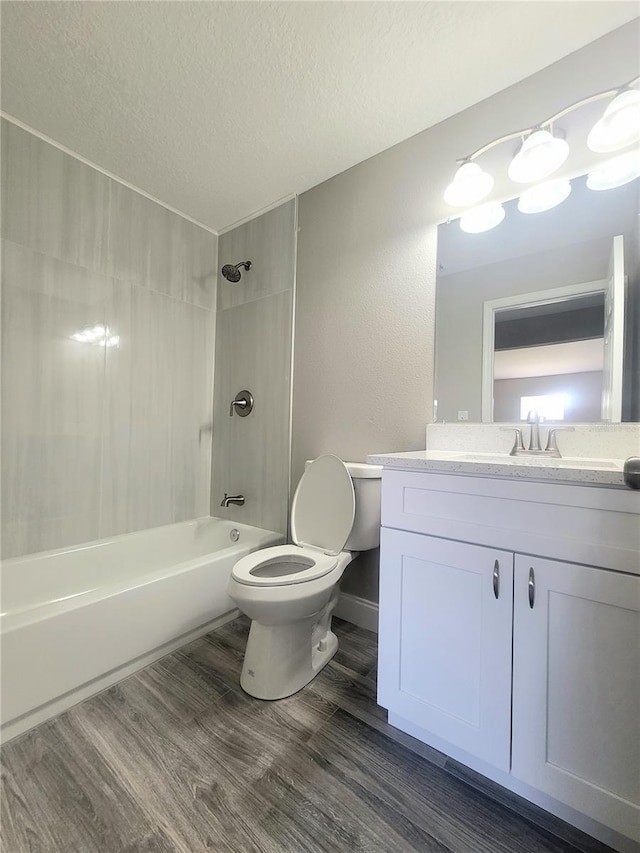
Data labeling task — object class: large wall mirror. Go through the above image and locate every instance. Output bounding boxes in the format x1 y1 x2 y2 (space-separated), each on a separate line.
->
434 175 639 424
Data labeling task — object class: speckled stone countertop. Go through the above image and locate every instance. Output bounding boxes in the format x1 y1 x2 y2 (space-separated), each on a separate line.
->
366 450 629 488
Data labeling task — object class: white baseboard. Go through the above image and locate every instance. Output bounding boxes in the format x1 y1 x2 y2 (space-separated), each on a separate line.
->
334 592 379 633
1 609 241 744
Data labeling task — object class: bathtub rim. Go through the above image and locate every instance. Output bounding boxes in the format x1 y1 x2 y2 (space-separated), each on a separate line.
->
1 515 281 625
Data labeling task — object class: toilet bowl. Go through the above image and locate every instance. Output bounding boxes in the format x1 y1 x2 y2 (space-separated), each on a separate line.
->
227 454 382 700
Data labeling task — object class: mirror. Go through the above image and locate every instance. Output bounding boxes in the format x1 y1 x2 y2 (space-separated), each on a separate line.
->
434 174 639 423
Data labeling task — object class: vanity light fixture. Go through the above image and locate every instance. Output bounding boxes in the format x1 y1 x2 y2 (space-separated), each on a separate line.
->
443 76 640 209
517 179 572 214
507 129 569 184
587 88 640 153
586 149 640 191
459 202 505 234
443 161 494 207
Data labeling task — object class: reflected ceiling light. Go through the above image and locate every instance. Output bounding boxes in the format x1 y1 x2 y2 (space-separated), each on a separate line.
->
586 150 640 191
517 179 572 214
508 129 569 183
70 324 120 347
587 89 640 153
443 161 494 207
459 202 505 234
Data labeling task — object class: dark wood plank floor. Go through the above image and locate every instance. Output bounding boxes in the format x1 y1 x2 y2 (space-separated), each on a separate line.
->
1 617 616 853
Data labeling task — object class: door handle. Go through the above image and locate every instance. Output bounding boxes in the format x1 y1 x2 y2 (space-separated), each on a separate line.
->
528 567 535 609
493 559 500 599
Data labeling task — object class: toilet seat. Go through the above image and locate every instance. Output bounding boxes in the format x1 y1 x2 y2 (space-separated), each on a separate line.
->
231 455 356 589
231 544 338 587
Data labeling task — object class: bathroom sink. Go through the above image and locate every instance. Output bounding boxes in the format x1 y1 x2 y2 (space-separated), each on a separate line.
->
453 453 623 470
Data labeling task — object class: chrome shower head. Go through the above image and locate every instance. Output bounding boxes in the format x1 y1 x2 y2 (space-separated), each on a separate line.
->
221 261 252 282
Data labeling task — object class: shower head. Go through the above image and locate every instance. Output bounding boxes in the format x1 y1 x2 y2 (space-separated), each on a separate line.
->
221 261 252 283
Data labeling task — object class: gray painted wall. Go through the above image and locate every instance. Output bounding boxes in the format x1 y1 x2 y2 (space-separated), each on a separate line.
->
211 200 296 535
1 119 217 558
292 23 639 604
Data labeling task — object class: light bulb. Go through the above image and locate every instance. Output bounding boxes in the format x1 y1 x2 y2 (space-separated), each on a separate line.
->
517 179 571 214
586 150 640 191
508 129 569 183
587 89 640 153
460 202 505 234
444 161 494 207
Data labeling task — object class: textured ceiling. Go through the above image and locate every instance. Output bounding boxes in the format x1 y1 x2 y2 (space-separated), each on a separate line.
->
1 2 638 231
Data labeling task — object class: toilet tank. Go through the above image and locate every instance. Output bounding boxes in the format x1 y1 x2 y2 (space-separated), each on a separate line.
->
343 462 382 551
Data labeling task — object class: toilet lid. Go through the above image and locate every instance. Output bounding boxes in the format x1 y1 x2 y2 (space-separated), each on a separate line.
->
291 455 355 556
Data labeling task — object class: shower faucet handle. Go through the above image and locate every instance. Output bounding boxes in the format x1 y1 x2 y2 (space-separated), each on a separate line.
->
230 398 247 416
229 390 254 417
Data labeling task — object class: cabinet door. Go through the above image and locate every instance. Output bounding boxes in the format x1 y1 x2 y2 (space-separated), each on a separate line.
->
512 555 640 843
378 528 514 771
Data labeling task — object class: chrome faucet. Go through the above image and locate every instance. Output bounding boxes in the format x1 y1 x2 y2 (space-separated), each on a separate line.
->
526 410 542 451
502 413 574 458
221 493 245 507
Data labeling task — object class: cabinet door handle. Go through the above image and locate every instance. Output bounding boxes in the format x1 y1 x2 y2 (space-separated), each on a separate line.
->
528 567 535 609
493 559 500 599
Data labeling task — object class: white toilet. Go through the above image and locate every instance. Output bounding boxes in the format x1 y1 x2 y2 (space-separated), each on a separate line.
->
227 454 382 700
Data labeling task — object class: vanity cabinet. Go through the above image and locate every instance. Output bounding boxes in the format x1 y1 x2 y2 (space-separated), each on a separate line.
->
377 469 640 848
378 530 513 771
511 555 640 842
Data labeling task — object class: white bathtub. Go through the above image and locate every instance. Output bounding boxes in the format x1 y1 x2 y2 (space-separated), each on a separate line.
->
0 517 282 741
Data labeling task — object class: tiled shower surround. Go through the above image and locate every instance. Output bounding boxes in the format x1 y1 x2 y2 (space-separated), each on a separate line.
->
1 119 217 558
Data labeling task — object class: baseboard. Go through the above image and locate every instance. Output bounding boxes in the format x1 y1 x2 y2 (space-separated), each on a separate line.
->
1 608 241 744
334 592 379 633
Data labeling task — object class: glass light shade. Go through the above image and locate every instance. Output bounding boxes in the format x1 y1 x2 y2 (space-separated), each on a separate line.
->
517 179 571 214
444 161 494 207
459 202 505 234
586 150 640 191
508 130 569 183
587 89 640 153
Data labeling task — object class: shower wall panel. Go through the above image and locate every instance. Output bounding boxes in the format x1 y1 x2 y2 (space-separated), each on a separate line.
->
1 119 217 558
212 200 296 535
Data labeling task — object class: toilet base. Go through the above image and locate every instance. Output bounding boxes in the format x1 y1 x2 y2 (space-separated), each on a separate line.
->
240 616 338 700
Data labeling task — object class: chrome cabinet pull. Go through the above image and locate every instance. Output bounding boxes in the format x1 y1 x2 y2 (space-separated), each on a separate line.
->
493 559 500 599
528 567 535 609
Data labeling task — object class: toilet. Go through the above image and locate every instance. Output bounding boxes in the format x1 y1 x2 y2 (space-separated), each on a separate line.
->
227 454 382 700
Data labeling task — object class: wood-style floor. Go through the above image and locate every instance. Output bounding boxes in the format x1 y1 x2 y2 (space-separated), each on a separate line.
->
1 617 616 853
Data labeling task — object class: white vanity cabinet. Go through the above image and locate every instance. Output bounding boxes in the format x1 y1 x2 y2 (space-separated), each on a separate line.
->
377 468 640 849
378 530 514 771
511 555 640 842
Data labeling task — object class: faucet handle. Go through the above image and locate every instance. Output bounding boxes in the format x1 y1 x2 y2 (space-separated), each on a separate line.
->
544 426 575 455
229 390 254 417
500 426 525 456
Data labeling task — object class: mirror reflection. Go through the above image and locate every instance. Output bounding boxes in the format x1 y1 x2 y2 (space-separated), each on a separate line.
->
434 174 639 424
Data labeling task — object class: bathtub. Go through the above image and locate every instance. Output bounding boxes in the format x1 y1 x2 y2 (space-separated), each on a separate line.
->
1 517 283 741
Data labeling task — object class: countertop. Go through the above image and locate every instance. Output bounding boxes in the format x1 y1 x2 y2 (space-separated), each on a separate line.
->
366 450 629 488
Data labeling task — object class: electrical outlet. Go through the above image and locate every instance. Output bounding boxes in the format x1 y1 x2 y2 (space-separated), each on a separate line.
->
457 410 469 421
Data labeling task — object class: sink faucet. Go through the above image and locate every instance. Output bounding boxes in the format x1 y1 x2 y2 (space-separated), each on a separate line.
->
526 410 542 451
221 493 245 507
502 415 574 458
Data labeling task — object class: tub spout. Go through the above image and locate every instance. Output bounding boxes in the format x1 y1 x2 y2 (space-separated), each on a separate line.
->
221 493 245 507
